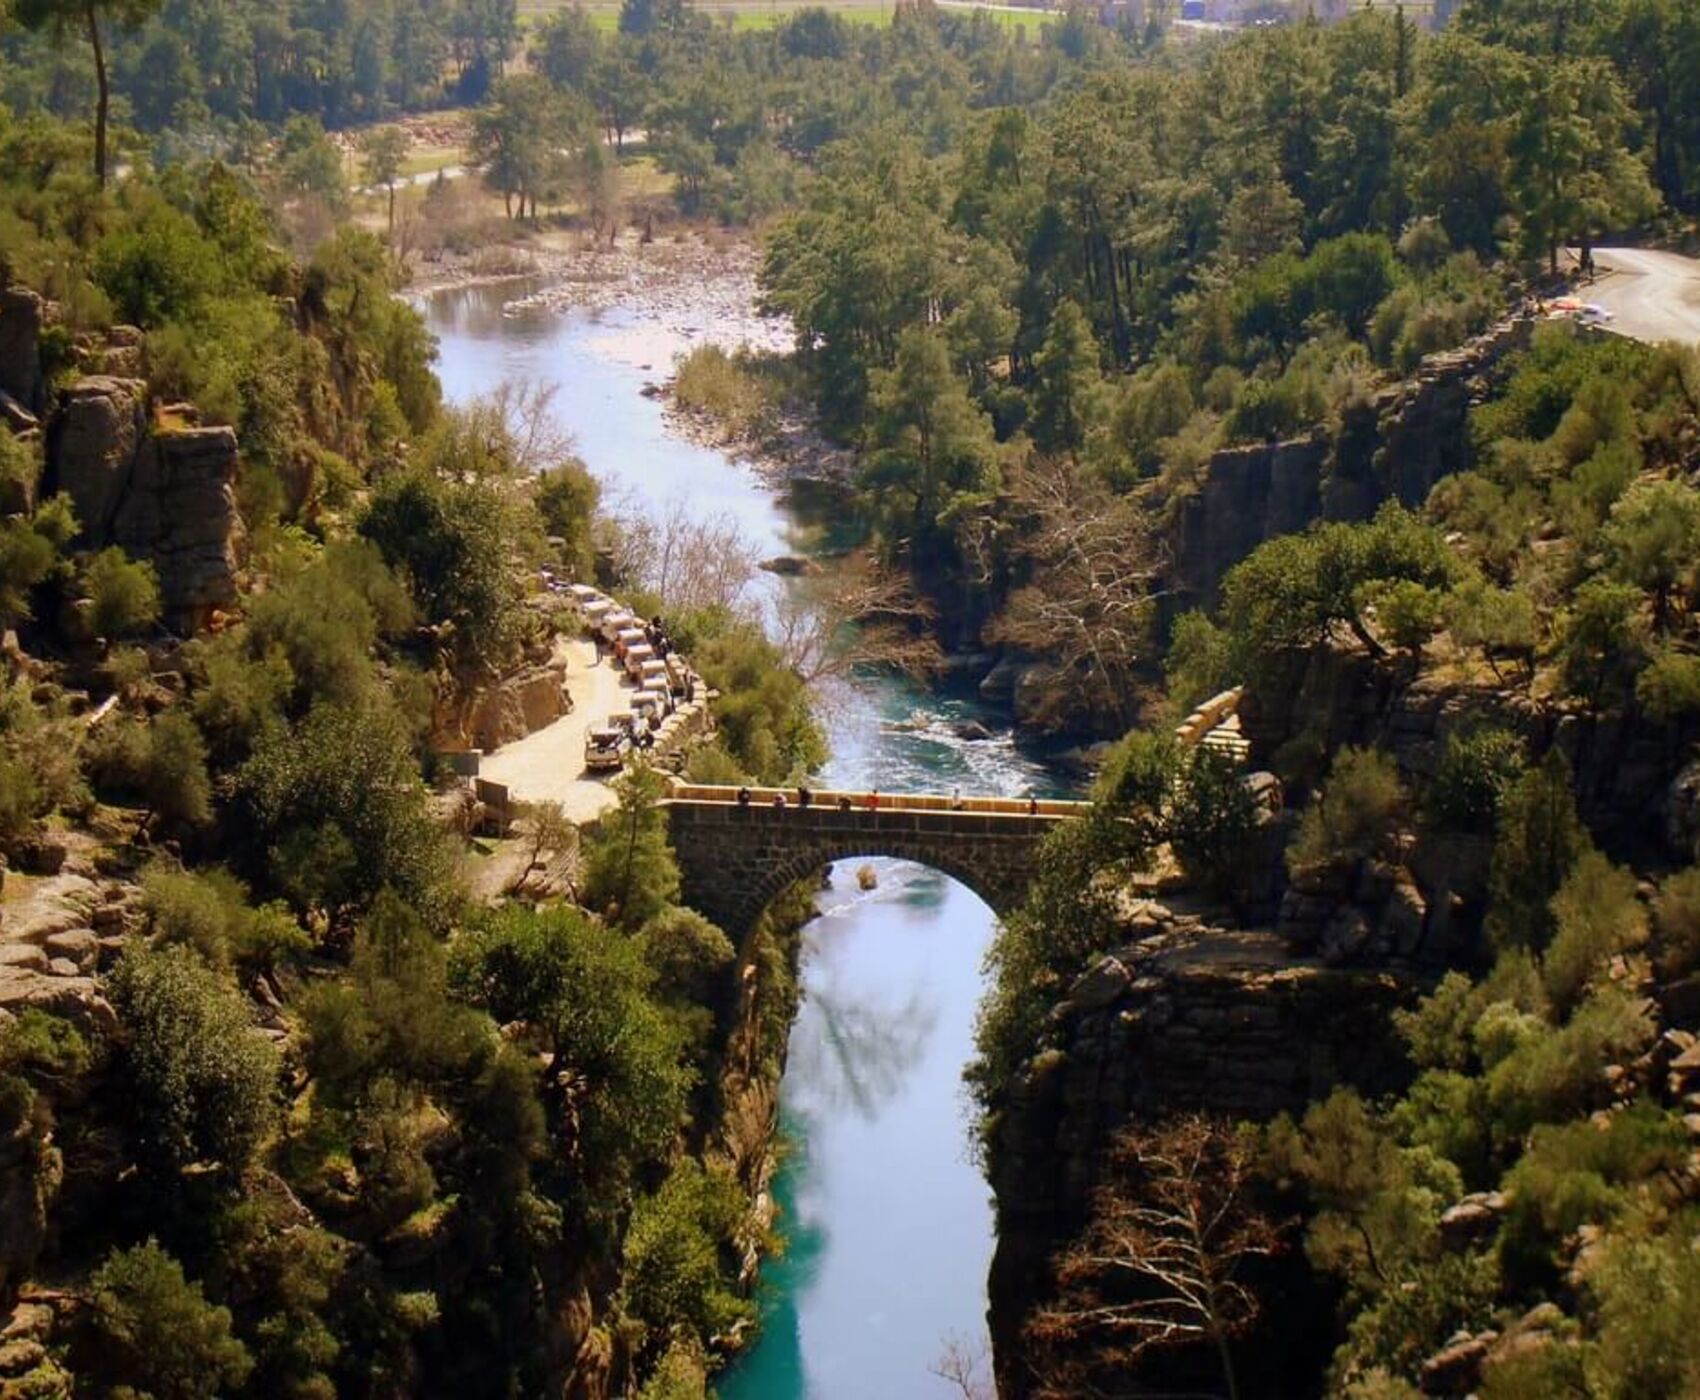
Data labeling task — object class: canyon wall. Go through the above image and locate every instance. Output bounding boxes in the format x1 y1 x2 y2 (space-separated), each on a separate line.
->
45 380 243 632
986 909 1414 1398
982 315 1536 734
3 294 245 634
1166 315 1532 614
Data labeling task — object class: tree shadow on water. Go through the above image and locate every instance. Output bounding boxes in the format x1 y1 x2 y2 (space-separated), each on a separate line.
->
788 985 937 1120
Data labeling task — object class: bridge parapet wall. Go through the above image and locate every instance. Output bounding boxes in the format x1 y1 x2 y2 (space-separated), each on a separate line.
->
665 793 1079 938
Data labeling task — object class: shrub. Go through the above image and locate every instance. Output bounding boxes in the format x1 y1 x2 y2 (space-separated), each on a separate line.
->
235 700 452 926
89 1241 253 1400
360 470 533 673
0 1009 92 1081
637 1342 711 1400
1560 580 1648 711
1541 851 1646 1015
91 202 219 326
1603 479 1700 627
0 427 39 511
1485 752 1590 955
1582 1217 1700 1398
534 458 601 578
1363 579 1445 657
1226 364 1327 442
639 907 735 1007
1443 575 1538 676
1288 747 1405 874
1424 727 1526 833
142 865 309 976
1497 1105 1689 1286
0 750 39 843
581 764 681 931
0 513 60 626
1111 362 1195 478
83 546 160 642
1653 867 1700 979
142 711 212 829
1165 611 1235 715
1636 647 1700 721
1485 986 1652 1138
449 903 689 1200
672 344 774 440
683 614 825 784
681 742 745 785
1169 749 1261 897
107 945 280 1174
621 1160 752 1347
84 711 212 830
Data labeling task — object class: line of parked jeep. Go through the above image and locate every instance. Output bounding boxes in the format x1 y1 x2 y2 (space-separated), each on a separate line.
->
546 578 712 773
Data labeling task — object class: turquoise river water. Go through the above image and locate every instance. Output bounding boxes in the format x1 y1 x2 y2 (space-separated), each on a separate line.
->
426 280 1074 1399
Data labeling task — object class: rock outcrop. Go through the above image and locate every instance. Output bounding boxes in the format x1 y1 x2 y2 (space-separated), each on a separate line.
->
1165 316 1532 614
0 868 135 1042
43 379 242 630
463 660 574 751
0 287 45 424
987 911 1414 1397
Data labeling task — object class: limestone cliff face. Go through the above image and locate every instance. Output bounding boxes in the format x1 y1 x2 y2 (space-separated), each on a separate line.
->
434 658 573 752
991 317 1534 735
986 912 1413 1398
43 379 243 631
0 287 45 426
1241 646 1700 867
1166 316 1531 614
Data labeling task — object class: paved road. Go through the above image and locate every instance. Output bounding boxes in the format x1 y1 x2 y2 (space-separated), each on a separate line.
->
479 635 630 824
1574 247 1700 347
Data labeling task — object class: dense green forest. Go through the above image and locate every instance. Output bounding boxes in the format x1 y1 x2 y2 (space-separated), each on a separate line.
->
0 47 820 1394
3 0 1700 1395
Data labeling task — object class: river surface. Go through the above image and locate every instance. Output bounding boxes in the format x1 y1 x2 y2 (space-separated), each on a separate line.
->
426 279 1075 1399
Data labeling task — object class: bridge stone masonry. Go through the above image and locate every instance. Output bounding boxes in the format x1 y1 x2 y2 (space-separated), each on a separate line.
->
663 784 1090 939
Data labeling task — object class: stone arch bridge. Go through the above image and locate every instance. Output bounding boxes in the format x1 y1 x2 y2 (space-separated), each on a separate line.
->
663 784 1090 940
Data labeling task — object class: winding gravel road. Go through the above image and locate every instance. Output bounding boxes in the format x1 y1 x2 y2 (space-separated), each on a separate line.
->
1576 247 1700 347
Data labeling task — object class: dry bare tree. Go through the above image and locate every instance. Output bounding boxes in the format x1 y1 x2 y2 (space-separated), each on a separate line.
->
931 1333 994 1400
768 551 940 684
987 455 1166 732
486 380 580 477
509 800 577 897
607 495 761 615
1025 1113 1283 1400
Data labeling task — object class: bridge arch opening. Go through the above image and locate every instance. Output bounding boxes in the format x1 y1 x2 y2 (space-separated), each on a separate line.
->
663 789 1081 944
729 841 1020 947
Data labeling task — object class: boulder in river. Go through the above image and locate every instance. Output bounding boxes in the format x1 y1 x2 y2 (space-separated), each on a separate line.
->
978 654 1026 704
759 554 822 577
952 720 995 742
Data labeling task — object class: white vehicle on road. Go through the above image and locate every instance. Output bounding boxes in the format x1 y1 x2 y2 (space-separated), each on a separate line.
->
584 725 629 773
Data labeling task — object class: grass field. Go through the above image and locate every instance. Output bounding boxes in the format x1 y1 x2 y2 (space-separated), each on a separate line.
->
519 0 1055 35
399 144 464 178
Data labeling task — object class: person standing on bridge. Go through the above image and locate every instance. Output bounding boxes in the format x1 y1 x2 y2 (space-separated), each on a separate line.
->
797 785 812 809
867 788 879 812
951 785 964 811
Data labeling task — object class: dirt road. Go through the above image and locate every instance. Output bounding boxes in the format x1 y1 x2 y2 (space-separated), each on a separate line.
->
1578 247 1700 346
479 636 632 825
